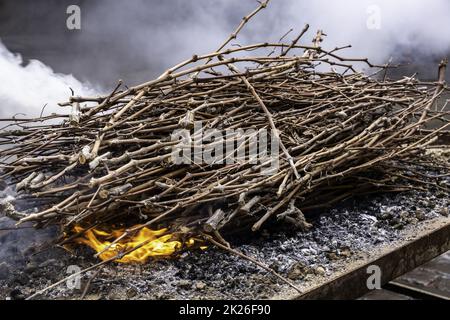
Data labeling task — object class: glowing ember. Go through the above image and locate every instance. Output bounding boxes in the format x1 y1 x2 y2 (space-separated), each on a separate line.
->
73 226 195 263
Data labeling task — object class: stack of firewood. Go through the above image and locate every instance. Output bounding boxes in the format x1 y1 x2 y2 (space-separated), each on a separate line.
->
0 1 448 254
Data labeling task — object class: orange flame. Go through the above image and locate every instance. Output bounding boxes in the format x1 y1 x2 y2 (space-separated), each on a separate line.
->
73 225 195 263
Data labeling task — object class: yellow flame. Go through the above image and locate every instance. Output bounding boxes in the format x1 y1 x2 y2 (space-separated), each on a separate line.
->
73 225 190 263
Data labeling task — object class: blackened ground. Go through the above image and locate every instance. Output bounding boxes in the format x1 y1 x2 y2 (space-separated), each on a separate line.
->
0 184 448 300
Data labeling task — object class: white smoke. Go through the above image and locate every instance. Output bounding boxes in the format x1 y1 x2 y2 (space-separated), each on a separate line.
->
0 40 99 118
78 0 450 83
0 0 448 108
272 0 450 64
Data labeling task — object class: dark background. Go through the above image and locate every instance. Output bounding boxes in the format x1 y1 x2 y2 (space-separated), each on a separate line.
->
0 0 251 88
0 0 449 89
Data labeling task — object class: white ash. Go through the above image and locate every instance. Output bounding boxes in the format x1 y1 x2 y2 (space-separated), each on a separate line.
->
0 188 448 300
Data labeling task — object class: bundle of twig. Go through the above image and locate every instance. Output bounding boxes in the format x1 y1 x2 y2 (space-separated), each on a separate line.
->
0 1 449 251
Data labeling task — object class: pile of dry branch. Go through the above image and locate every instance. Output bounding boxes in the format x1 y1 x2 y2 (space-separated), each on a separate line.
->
0 1 449 257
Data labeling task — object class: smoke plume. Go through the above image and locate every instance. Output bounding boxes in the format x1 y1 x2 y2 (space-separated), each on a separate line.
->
0 40 99 118
1 0 449 92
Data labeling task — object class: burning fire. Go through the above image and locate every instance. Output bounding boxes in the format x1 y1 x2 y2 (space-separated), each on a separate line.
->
73 225 196 263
